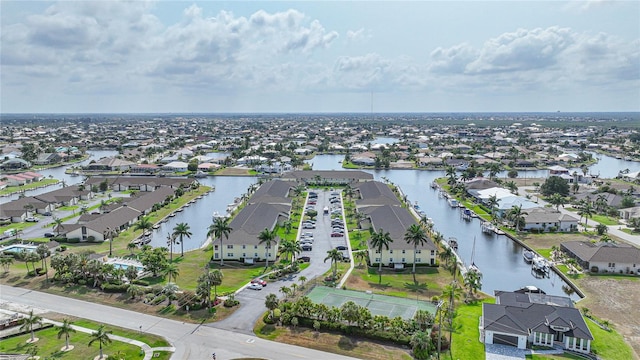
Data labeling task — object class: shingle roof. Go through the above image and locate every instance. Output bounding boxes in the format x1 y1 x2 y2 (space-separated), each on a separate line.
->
355 181 400 207
562 241 640 264
364 205 436 251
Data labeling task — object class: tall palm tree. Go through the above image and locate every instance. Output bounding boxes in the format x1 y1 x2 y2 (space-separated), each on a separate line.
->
53 217 64 235
103 227 118 257
463 269 483 299
265 293 279 320
324 248 343 280
507 205 527 231
88 325 112 359
403 224 428 283
370 228 393 284
438 246 454 269
132 216 153 233
577 200 595 228
207 217 233 266
36 244 51 282
486 195 500 222
57 318 76 350
257 228 278 271
548 193 566 211
20 310 42 343
172 222 192 257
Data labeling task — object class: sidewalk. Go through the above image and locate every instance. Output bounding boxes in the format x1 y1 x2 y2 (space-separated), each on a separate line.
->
0 307 174 360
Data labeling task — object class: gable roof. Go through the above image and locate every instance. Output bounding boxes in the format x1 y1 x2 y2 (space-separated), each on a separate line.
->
562 241 640 264
355 181 400 207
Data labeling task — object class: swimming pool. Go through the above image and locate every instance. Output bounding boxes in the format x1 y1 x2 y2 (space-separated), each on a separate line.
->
107 260 144 272
0 245 38 253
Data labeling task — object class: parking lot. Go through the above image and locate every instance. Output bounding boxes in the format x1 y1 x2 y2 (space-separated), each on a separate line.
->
299 189 349 262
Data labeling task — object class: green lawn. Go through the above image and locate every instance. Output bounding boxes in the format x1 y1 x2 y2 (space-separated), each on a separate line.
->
0 179 59 196
356 266 447 298
590 215 620 226
449 299 492 360
587 318 635 360
0 325 160 360
526 353 586 359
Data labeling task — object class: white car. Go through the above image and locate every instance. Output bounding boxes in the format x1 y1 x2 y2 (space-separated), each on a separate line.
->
248 283 263 290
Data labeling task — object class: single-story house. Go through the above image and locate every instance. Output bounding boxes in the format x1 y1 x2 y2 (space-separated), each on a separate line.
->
163 161 189 172
522 208 579 232
481 290 593 353
561 241 640 274
84 157 135 172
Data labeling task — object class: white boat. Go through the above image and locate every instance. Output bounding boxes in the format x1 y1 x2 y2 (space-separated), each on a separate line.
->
532 256 550 273
523 250 534 263
468 237 481 276
430 181 438 189
448 198 459 208
193 171 207 178
481 222 495 234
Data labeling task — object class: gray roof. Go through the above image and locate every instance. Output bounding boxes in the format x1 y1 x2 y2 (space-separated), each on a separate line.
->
561 241 640 264
0 196 49 218
249 180 295 204
63 205 142 235
84 176 194 189
483 291 593 340
284 170 374 181
524 208 578 223
34 185 88 204
125 187 175 213
355 181 401 207
227 203 289 245
364 205 436 251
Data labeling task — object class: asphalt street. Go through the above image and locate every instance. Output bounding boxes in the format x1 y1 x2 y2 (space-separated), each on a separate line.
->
0 285 357 360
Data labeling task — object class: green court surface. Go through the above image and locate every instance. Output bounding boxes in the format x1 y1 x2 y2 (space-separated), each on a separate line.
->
307 286 436 319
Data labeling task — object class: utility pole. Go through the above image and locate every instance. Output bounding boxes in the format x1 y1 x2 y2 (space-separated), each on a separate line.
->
437 300 444 360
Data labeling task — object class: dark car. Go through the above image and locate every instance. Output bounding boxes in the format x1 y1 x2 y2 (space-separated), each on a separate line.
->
302 245 313 251
335 245 347 250
331 233 343 237
42 212 52 216
298 256 311 263
44 232 55 238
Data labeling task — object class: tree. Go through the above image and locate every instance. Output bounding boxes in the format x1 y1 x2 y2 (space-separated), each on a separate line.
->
162 262 180 284
595 223 608 236
404 224 428 283
0 256 14 272
463 269 482 299
21 310 42 343
265 293 279 320
354 250 368 268
207 217 233 265
439 246 455 269
577 200 594 228
324 249 343 281
172 222 192 257
340 301 361 326
257 228 278 270
163 282 179 305
127 242 137 255
370 228 393 284
36 243 51 282
53 217 64 235
57 318 76 350
507 205 527 231
548 193 567 211
103 227 118 257
539 176 570 197
279 239 301 263
88 325 112 359
486 195 500 222
209 269 223 298
410 330 432 360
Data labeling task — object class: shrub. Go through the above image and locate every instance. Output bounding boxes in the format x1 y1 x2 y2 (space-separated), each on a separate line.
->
101 283 129 293
131 279 150 286
150 295 166 305
66 238 80 243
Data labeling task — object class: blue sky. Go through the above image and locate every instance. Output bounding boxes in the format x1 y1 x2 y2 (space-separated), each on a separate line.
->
1 1 639 113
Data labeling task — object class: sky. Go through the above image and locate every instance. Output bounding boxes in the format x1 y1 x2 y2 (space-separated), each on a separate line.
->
1 0 639 113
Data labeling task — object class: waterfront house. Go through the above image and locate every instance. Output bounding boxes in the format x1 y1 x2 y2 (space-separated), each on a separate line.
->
34 152 61 165
561 241 640 274
522 207 579 232
481 290 593 353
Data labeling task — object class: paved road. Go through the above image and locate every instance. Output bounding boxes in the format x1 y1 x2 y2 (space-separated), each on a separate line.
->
0 285 357 360
215 188 341 333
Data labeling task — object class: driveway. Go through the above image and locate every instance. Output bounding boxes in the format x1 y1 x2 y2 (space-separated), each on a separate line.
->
214 188 337 333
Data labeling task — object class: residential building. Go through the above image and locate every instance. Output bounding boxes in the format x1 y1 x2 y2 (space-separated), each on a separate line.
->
561 241 640 274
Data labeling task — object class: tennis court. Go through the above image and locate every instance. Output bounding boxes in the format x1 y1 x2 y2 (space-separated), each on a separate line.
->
307 286 436 320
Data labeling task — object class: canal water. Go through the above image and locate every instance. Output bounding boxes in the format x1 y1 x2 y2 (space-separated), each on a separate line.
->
10 145 640 298
309 154 578 299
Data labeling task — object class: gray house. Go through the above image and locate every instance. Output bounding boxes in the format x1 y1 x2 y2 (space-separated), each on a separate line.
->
481 290 593 354
561 241 640 274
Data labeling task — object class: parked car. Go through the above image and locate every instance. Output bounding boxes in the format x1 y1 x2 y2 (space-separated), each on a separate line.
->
251 278 267 287
42 212 52 216
302 245 313 251
302 223 316 229
298 256 311 263
336 245 347 251
44 232 55 238
331 233 344 237
248 283 263 290
25 217 39 222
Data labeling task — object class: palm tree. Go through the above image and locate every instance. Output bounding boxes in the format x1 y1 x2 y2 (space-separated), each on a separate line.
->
438 246 454 269
370 228 393 284
257 228 278 271
163 282 179 305
210 269 223 298
57 318 76 350
0 256 14 272
20 310 42 343
207 217 233 265
103 227 118 257
548 193 567 211
487 195 500 222
577 200 595 228
265 293 279 320
507 205 527 231
324 248 343 281
463 269 483 299
88 325 112 359
127 242 137 255
403 224 428 283
354 250 368 268
279 239 301 263
172 222 192 257
162 262 180 284
53 217 64 235
36 243 51 282
132 216 153 233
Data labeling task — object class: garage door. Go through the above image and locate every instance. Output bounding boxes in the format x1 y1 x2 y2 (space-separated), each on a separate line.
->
493 334 519 347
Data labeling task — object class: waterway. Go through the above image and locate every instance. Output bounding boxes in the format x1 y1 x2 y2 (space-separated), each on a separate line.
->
308 153 578 299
